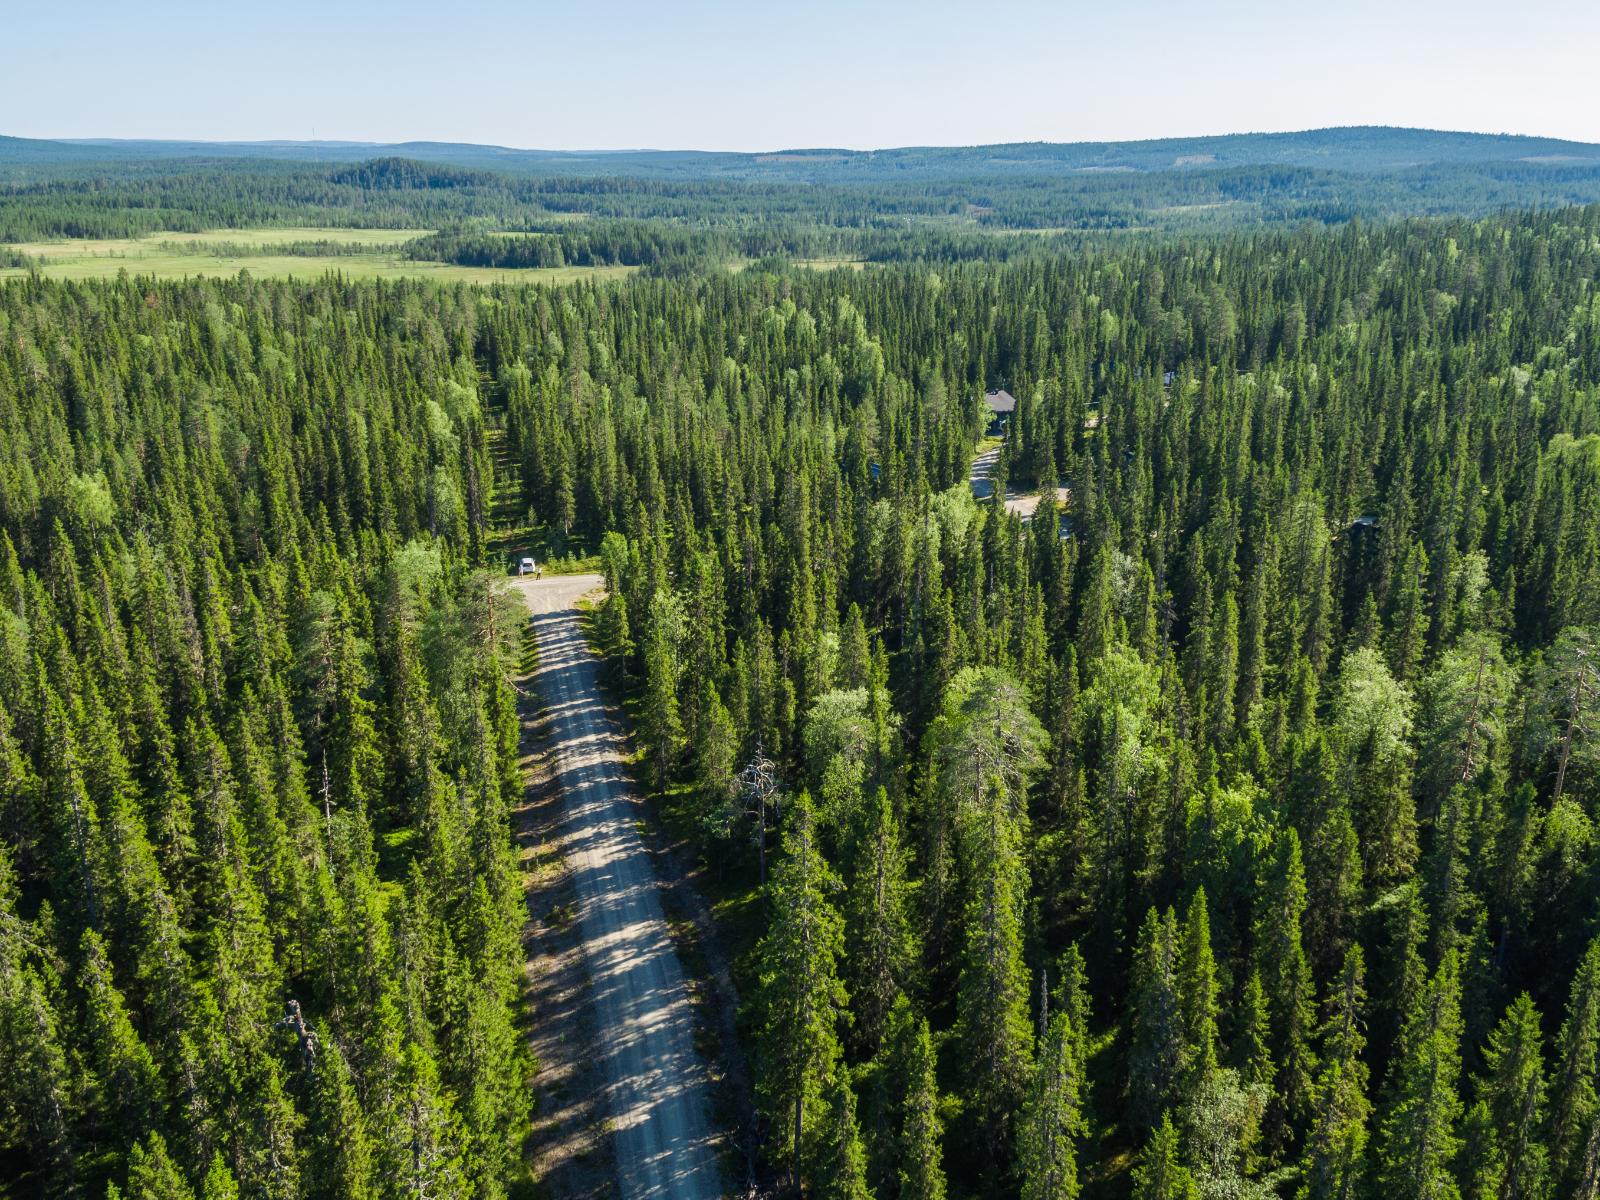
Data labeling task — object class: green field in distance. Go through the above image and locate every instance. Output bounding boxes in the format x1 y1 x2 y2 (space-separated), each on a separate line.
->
0 227 639 284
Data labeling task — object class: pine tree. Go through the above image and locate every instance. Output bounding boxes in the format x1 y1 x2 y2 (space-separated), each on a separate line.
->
389 1040 468 1200
639 588 684 791
931 667 1044 1155
698 681 739 832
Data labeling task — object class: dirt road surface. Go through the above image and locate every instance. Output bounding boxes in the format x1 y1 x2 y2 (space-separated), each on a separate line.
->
969 443 1069 520
513 573 724 1200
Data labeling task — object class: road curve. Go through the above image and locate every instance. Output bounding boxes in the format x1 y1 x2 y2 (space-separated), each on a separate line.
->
512 573 723 1200
969 443 1069 520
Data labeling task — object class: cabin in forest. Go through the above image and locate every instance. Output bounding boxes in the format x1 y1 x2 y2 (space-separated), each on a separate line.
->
983 389 1016 435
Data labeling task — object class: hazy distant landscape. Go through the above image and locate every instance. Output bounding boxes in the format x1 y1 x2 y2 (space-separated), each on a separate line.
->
8 126 1600 284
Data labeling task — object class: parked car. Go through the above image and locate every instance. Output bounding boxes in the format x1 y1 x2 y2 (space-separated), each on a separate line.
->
519 556 540 578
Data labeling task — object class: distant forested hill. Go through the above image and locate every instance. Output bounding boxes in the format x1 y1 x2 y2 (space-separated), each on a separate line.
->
9 125 1600 178
7 126 1600 259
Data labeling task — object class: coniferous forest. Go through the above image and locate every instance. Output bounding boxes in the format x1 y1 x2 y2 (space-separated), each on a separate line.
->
3 168 1600 1200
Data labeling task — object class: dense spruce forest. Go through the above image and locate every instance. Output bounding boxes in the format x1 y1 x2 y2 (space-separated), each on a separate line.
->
3 188 1600 1200
0 277 530 1197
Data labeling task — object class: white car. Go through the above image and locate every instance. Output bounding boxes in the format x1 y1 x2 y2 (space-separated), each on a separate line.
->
519 556 540 578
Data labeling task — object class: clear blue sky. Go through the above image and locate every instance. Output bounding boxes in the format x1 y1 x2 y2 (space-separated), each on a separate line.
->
9 0 1600 149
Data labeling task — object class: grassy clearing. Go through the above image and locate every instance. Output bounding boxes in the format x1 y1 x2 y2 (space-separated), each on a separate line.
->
0 227 641 285
794 257 867 271
5 227 421 259
166 226 423 247
490 521 603 577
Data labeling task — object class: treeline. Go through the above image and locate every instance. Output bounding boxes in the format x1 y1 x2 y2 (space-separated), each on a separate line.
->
406 222 1076 273
404 223 724 270
155 237 409 258
0 276 532 1197
9 150 1600 248
492 206 1600 1197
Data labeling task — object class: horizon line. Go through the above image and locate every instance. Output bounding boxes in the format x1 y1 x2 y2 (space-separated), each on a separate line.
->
12 122 1600 158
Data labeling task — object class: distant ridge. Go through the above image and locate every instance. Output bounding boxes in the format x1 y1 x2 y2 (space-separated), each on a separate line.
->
6 126 1600 180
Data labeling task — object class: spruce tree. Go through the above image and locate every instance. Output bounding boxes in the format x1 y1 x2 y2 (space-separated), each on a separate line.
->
1177 888 1219 1086
1553 938 1600 1192
893 1002 948 1200
1235 970 1275 1094
845 786 915 1055
812 1071 874 1200
1018 1009 1083 1200
1256 827 1317 1146
755 793 848 1182
1133 1113 1199 1200
304 1038 374 1200
1470 993 1549 1200
77 927 162 1147
1129 906 1182 1129
1376 950 1466 1200
121 1132 195 1200
1300 945 1371 1200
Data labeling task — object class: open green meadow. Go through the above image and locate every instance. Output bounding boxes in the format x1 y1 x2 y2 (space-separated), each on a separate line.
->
0 227 639 284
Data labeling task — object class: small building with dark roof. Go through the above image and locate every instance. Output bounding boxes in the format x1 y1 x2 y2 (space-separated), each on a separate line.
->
983 389 1017 435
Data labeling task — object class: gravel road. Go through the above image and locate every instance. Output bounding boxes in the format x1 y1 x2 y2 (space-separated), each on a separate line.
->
969 443 1069 519
513 573 723 1200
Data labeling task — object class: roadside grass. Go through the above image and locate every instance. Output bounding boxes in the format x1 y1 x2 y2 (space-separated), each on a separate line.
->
490 523 603 577
537 552 603 576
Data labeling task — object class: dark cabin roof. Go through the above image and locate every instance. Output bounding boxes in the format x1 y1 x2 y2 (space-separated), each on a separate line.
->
984 389 1017 414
